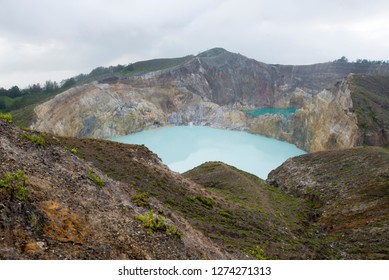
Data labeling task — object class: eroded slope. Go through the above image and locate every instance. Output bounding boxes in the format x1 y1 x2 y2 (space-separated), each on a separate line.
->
267 146 389 259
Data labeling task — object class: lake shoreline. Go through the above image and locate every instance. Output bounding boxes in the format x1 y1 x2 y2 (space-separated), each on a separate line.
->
111 125 306 179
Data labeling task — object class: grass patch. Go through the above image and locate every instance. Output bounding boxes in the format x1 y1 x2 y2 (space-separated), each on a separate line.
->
21 133 46 147
0 112 13 123
0 169 28 201
64 146 78 154
244 245 267 260
217 209 233 218
130 192 150 207
88 170 104 189
195 195 215 208
135 210 181 238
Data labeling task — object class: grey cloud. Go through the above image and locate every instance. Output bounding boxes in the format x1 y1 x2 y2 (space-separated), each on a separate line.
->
1 0 389 88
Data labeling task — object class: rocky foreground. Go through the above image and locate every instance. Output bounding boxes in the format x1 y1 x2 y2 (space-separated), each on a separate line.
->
0 119 231 259
1 118 388 259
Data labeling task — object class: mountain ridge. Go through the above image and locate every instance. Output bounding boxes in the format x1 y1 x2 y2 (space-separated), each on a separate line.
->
28 48 389 152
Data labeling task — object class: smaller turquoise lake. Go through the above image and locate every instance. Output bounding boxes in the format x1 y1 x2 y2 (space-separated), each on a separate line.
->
244 107 297 117
111 126 305 179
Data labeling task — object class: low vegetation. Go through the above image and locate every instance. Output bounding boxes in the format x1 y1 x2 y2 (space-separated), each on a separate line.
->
245 245 267 260
21 133 46 147
183 161 333 259
195 195 215 208
64 146 78 154
0 112 13 123
87 170 104 189
135 210 182 238
0 169 28 201
130 192 150 207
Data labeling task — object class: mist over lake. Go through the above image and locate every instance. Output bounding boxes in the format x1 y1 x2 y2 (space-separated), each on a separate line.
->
111 126 306 179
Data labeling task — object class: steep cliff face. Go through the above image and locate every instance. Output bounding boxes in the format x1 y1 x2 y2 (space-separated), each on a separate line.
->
32 48 389 151
33 81 248 138
348 75 389 147
34 83 168 138
248 74 389 152
249 77 361 152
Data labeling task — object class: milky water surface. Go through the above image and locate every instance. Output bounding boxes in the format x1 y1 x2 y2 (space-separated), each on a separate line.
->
111 126 306 179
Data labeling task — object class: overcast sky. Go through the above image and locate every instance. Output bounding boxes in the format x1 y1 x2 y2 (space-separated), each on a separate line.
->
1 0 389 88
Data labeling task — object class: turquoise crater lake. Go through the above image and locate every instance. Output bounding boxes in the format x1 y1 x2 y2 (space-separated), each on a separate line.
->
244 107 297 118
111 126 305 179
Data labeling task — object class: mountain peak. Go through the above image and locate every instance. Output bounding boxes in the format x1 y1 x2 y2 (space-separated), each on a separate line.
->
197 47 228 58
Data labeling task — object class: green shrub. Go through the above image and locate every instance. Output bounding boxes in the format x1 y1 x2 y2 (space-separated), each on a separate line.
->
135 210 181 238
136 210 165 233
218 209 233 218
166 197 178 206
0 169 28 201
195 195 215 208
88 170 104 188
130 192 150 207
166 224 182 239
0 112 13 123
21 134 46 147
245 246 267 260
64 146 78 154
